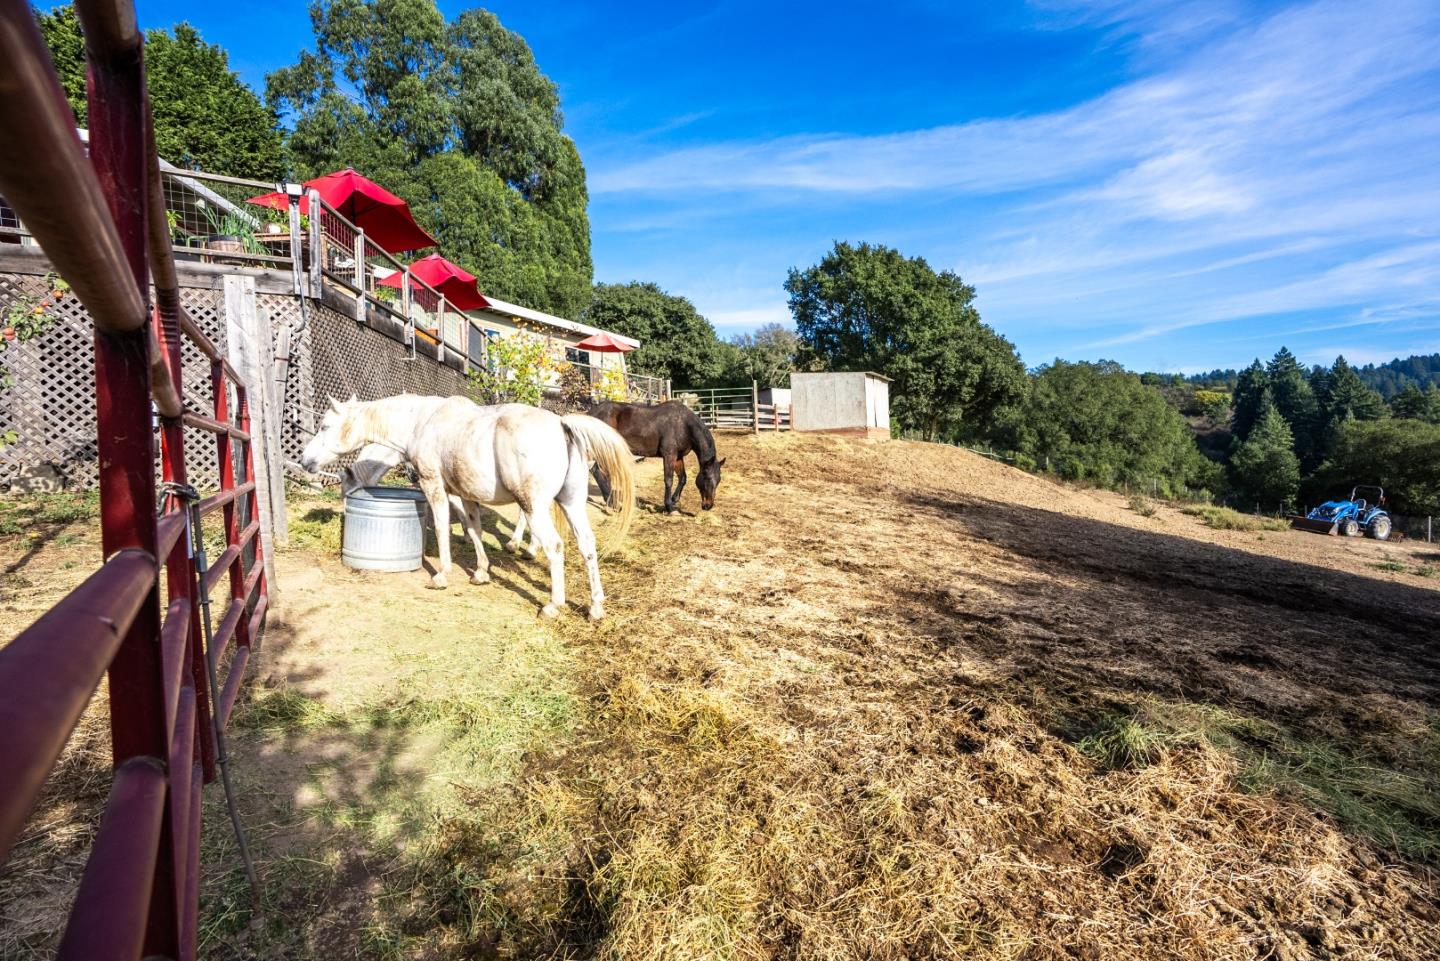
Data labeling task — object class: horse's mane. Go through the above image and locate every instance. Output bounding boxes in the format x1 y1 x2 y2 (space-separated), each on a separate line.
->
684 406 718 464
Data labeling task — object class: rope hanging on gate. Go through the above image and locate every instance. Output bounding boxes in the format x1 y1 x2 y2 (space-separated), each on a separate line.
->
159 482 264 918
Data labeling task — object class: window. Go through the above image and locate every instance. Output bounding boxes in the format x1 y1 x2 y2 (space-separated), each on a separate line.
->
483 328 502 371
565 347 591 367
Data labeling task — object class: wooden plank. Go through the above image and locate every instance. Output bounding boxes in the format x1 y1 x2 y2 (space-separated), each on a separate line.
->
224 277 285 590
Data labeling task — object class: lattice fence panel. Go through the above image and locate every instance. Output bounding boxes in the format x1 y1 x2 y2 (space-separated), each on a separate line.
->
1 272 234 491
4 266 482 491
176 287 229 493
290 302 476 475
0 272 98 490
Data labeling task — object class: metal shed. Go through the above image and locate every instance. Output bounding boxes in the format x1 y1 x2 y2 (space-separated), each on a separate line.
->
789 371 891 437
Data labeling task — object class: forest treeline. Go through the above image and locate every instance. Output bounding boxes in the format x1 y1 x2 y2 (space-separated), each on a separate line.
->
1183 354 1440 399
596 241 1439 517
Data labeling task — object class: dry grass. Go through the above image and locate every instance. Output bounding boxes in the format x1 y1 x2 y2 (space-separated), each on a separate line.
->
538 433 1440 960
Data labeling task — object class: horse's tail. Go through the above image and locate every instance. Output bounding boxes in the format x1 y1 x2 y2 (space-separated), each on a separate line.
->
560 413 635 556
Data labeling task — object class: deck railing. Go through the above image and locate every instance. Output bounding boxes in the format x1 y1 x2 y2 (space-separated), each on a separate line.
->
0 3 270 957
312 195 482 369
161 167 294 270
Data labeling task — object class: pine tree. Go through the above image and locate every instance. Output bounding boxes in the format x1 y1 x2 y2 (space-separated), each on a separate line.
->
1320 356 1388 428
1230 360 1270 440
1265 346 1320 468
1390 384 1440 424
1230 401 1301 510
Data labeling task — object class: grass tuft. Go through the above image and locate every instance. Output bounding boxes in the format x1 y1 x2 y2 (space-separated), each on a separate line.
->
237 685 340 733
1127 494 1157 518
1181 504 1289 532
1076 711 1187 769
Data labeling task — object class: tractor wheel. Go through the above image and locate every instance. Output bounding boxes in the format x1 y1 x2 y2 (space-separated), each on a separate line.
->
1369 516 1392 541
1339 517 1360 537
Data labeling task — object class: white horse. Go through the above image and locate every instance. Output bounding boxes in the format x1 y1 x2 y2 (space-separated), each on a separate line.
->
301 394 634 619
343 442 539 558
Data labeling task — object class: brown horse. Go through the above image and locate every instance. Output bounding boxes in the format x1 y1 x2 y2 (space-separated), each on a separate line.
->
588 400 724 512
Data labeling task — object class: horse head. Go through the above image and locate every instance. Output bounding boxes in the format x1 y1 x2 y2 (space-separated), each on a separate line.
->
299 395 364 473
696 455 726 510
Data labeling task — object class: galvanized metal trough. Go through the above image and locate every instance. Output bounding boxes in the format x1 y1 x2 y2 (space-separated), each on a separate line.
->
343 487 427 571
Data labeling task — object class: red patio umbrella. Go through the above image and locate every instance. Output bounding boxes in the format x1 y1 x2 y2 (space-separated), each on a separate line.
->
575 330 637 379
377 253 489 311
246 168 437 253
574 331 636 354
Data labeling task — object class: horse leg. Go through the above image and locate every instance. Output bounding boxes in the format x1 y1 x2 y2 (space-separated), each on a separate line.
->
505 509 528 554
504 510 541 559
591 463 612 503
671 456 687 512
464 501 491 584
525 498 566 618
419 475 452 589
558 487 605 621
661 455 676 513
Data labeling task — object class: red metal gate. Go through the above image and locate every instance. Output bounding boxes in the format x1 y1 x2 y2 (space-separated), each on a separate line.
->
0 2 268 957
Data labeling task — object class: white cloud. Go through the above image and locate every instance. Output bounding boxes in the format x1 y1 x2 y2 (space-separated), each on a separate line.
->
589 0 1440 358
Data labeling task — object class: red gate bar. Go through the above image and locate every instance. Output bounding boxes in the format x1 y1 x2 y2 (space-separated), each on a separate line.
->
0 550 154 861
0 0 271 955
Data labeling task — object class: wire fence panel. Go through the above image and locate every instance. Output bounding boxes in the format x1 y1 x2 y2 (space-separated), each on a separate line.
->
315 200 359 294
161 169 292 271
1387 514 1436 543
679 386 757 429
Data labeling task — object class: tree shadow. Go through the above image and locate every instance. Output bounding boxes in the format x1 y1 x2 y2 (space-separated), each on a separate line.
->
897 489 1440 731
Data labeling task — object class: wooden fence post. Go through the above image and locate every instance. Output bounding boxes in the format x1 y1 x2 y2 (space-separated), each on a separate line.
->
306 188 322 299
225 277 287 582
286 187 304 299
352 229 366 322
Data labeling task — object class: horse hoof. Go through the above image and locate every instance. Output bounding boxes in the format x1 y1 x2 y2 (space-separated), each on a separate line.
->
470 570 490 585
539 603 560 619
503 540 520 554
524 547 538 560
666 508 680 516
427 577 448 591
588 602 605 621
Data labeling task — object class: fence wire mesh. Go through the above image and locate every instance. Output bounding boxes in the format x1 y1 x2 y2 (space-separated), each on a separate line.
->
162 169 293 271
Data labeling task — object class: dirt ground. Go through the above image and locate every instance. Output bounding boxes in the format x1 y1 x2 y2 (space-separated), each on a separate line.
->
2 433 1438 960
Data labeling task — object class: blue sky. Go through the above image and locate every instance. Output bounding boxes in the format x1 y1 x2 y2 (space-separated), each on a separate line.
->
134 0 1440 373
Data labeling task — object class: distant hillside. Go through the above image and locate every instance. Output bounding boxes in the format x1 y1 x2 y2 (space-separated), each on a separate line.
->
1356 354 1440 398
1175 354 1440 398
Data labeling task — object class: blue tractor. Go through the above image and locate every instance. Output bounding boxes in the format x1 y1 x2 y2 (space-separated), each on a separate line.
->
1290 485 1392 540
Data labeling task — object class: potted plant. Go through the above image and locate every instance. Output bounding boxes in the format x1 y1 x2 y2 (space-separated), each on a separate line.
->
196 200 265 261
